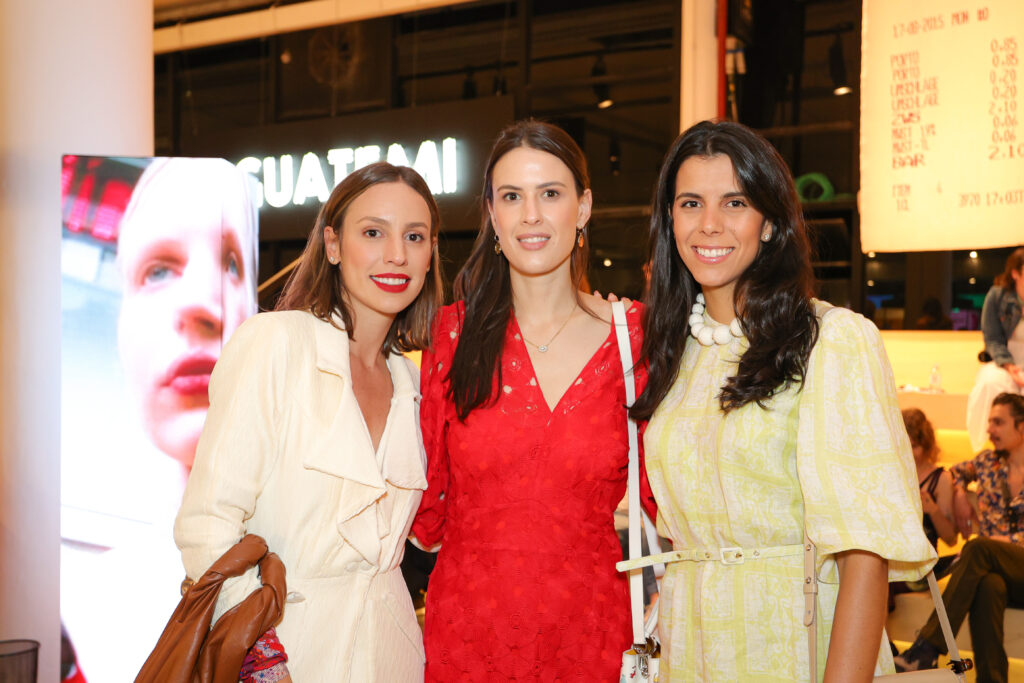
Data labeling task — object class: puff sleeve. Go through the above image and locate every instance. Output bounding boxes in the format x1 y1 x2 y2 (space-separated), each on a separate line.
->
410 305 460 548
174 313 290 622
796 306 936 582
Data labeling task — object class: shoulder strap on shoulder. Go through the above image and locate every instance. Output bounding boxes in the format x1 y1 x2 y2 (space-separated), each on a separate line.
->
811 298 834 321
611 301 634 405
921 467 943 495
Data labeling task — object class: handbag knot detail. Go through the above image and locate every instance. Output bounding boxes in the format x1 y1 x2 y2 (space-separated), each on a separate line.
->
136 534 287 683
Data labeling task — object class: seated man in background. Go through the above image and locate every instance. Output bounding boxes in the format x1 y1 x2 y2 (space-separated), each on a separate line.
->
896 393 1024 683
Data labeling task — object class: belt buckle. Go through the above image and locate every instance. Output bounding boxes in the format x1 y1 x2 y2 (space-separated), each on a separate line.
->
719 546 745 565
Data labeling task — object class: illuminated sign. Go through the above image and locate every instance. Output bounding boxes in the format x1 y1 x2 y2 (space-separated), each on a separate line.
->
860 0 1024 252
237 137 459 208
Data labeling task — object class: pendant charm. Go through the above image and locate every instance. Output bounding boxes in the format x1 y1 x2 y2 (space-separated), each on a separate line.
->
518 302 577 354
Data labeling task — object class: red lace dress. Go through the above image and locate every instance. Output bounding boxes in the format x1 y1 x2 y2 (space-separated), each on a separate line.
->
412 301 652 682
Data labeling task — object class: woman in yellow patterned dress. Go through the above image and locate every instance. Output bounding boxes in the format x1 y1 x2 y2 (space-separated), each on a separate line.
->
629 121 936 682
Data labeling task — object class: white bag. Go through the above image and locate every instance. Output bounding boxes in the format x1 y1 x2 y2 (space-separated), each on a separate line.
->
619 641 659 683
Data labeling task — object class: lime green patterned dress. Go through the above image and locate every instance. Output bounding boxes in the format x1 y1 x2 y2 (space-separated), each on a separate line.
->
644 302 936 681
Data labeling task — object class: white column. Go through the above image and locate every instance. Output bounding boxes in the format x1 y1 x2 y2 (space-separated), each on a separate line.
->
0 1 152 679
680 0 720 132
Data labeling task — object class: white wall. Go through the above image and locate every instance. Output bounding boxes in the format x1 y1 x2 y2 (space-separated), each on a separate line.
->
0 1 152 678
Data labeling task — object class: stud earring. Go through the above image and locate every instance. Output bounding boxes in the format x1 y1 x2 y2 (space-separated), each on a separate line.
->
493 234 502 255
576 226 585 248
761 225 773 243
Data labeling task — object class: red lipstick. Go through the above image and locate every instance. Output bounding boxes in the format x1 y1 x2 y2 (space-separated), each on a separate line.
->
370 273 411 293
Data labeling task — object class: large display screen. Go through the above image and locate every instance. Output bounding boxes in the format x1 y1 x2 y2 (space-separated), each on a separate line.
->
60 156 260 682
860 0 1024 252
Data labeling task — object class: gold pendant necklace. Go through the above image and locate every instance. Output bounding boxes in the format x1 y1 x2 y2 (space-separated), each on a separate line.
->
520 303 577 353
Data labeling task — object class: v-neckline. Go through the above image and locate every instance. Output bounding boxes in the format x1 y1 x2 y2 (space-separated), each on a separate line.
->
510 313 618 416
352 355 396 460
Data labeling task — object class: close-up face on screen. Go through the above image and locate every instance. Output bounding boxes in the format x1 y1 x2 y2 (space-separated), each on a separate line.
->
116 158 258 469
59 155 259 682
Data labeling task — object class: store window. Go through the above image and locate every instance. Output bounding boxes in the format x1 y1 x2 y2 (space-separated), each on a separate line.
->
155 0 678 302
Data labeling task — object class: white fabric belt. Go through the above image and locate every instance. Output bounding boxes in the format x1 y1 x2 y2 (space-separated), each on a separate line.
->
616 543 804 572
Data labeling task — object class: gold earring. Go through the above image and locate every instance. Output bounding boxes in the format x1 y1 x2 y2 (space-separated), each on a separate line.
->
494 234 502 255
576 227 585 248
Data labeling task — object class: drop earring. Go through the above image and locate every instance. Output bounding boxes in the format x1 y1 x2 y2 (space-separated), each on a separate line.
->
494 234 502 255
576 226 585 248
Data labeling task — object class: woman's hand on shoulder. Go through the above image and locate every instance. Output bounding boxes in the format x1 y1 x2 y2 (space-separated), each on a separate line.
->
591 291 639 323
592 289 632 309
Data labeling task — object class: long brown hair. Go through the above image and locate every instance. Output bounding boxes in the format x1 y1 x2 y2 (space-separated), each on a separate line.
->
631 120 818 420
994 246 1024 290
902 408 939 463
449 119 591 420
275 161 443 354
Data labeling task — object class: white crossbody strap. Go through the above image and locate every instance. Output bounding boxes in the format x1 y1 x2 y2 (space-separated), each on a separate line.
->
611 301 661 645
928 571 965 664
805 537 966 680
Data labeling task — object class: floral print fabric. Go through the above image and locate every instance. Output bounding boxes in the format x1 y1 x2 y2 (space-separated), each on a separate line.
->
239 628 288 682
413 301 647 682
951 449 1024 542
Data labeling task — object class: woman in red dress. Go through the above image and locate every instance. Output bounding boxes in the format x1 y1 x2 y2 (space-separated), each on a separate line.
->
411 119 648 681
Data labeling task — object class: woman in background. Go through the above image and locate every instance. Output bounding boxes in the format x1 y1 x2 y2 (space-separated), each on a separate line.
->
903 408 957 549
967 246 1024 452
631 120 935 681
176 162 442 681
412 119 647 681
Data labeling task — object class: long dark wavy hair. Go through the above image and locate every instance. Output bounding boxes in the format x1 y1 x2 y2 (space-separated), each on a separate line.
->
275 161 443 354
994 246 1024 290
631 120 818 419
448 119 591 420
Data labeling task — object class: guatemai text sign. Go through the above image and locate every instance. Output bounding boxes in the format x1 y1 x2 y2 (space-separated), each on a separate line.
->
860 0 1024 253
181 96 515 242
238 137 459 208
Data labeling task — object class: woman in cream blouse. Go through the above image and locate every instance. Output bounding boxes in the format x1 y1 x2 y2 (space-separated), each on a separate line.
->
175 161 442 681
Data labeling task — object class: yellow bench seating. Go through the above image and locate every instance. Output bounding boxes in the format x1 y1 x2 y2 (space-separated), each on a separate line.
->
879 331 1024 670
935 429 977 466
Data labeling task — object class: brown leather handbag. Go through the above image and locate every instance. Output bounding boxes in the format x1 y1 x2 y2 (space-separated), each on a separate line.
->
136 534 286 683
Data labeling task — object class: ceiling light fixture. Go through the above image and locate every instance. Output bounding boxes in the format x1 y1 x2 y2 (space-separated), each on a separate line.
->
829 34 852 96
592 55 614 109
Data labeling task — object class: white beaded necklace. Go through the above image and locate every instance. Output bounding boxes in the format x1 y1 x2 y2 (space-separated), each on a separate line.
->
689 293 743 346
